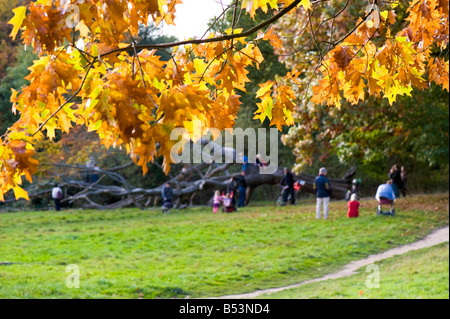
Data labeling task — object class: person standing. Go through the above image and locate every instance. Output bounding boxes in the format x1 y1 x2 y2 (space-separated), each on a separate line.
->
240 153 249 174
161 182 173 213
235 170 247 208
280 168 295 205
389 164 403 198
400 166 408 197
314 167 331 219
227 176 237 208
212 191 223 214
52 184 63 211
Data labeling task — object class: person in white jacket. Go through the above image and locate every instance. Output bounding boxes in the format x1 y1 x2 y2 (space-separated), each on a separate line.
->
52 184 63 211
375 180 396 215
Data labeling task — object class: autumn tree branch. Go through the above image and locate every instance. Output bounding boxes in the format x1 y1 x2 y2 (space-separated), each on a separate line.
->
100 0 318 58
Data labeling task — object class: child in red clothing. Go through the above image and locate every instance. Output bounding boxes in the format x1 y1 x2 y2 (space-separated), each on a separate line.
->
347 193 360 218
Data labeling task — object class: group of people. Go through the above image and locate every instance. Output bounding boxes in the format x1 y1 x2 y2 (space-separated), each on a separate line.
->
313 164 408 220
158 163 409 217
312 167 374 219
160 170 249 214
212 170 248 213
371 164 408 215
50 161 407 219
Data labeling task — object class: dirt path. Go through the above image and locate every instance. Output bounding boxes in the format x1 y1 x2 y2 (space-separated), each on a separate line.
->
215 225 449 299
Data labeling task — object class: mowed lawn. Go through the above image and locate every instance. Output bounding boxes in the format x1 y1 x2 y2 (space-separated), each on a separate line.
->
255 242 449 299
0 193 448 299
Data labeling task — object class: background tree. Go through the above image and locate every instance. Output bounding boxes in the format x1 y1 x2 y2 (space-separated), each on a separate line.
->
274 0 449 191
0 0 31 79
0 0 32 135
0 47 37 135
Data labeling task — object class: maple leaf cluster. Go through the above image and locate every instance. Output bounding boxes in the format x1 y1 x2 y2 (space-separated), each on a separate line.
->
312 0 449 107
272 0 449 170
1 0 313 200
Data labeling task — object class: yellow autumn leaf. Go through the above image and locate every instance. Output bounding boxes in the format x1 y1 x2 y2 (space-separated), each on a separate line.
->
300 0 312 11
8 6 27 40
118 43 130 49
256 81 274 98
193 58 208 76
76 20 90 38
254 95 274 123
13 186 29 201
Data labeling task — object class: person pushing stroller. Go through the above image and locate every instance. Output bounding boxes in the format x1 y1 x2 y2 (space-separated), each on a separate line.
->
375 179 396 216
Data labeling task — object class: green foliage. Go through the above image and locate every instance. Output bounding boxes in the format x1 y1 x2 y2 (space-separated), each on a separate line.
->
281 83 449 195
333 84 449 169
0 0 30 79
0 46 37 135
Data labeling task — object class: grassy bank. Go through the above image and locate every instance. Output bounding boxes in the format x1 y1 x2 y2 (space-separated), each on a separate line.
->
0 193 448 298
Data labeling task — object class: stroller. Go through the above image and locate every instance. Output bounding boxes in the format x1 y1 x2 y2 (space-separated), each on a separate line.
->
376 197 395 216
222 193 237 213
162 199 173 214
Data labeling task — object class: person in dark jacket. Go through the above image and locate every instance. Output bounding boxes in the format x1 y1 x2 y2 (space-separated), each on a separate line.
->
235 170 247 208
400 166 408 197
389 164 403 198
280 168 295 205
314 167 331 219
227 176 237 209
161 182 173 213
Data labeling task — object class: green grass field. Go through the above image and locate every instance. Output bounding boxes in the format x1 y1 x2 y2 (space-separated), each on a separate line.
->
256 243 449 299
0 193 448 299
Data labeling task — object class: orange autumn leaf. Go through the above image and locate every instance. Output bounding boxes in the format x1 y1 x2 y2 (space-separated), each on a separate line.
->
263 27 284 50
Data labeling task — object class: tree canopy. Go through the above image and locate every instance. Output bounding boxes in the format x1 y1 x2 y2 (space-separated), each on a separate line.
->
1 0 448 201
273 0 449 172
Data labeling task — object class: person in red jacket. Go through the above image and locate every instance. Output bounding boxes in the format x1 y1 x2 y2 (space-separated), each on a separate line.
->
347 193 360 218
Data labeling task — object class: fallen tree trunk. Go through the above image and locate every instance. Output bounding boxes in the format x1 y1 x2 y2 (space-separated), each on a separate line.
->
3 140 355 209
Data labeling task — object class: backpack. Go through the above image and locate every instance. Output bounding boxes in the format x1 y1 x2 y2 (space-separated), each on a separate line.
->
56 189 63 199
